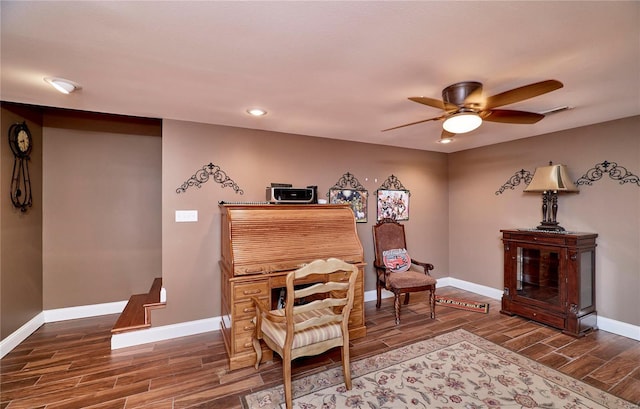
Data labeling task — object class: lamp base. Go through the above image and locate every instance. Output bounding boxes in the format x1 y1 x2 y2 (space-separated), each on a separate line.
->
535 221 565 232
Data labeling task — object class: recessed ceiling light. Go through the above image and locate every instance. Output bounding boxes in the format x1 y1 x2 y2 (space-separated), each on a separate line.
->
44 77 81 94
438 136 454 144
246 108 267 117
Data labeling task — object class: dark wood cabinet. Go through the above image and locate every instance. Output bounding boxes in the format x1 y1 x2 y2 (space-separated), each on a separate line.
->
501 229 598 337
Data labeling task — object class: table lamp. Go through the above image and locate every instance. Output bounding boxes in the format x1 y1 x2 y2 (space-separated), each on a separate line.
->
524 162 578 231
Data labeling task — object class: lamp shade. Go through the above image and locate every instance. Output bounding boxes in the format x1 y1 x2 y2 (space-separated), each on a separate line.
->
524 164 579 192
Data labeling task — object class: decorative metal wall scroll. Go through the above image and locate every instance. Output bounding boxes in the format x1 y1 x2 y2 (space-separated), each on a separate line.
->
496 160 639 197
576 161 640 187
328 172 368 222
176 162 244 195
377 175 410 221
378 174 407 191
495 169 533 195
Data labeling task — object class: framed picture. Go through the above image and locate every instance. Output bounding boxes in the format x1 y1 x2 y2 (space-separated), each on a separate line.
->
329 189 368 223
377 189 410 221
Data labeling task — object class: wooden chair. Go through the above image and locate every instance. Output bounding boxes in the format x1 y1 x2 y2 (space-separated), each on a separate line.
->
372 218 437 324
252 258 358 409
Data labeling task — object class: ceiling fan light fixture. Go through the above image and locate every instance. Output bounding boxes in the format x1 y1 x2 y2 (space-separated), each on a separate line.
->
442 112 482 134
44 77 80 94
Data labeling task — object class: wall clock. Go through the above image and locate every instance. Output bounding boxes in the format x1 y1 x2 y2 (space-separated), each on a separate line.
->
8 122 33 212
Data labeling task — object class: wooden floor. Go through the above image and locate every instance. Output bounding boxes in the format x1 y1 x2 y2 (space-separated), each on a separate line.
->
2 287 639 408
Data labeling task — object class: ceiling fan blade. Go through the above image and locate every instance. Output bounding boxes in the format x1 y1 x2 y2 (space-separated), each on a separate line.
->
484 80 563 109
481 109 545 124
382 115 444 132
408 97 456 111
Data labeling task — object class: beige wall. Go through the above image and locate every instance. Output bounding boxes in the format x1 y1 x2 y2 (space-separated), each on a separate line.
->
2 103 638 341
449 116 640 326
42 112 162 309
155 119 449 325
1 103 43 339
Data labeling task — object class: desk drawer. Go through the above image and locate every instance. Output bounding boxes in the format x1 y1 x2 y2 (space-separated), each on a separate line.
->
233 281 269 301
234 317 256 336
235 298 268 319
234 317 256 353
234 336 255 354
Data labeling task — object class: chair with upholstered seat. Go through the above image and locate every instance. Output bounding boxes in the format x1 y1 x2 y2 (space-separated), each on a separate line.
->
252 258 358 409
372 218 437 324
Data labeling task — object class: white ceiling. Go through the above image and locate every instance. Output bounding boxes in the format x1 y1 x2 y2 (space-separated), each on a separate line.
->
1 1 639 153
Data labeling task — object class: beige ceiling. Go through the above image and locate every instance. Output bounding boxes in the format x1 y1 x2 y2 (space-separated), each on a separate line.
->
1 1 639 153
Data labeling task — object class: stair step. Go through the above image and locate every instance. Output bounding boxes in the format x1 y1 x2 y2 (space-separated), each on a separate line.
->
145 277 163 307
112 277 164 334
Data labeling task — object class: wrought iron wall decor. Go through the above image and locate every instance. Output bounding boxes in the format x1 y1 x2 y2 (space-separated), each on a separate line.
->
377 175 410 221
495 169 533 195
176 162 244 195
328 172 368 223
378 174 408 191
326 172 367 193
576 161 640 187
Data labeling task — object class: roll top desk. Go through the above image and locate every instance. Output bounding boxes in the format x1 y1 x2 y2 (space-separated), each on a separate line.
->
219 204 366 370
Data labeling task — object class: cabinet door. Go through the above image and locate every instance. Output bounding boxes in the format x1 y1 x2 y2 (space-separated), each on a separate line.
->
568 248 596 314
512 244 566 312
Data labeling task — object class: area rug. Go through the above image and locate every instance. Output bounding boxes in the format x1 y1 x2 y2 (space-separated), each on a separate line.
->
242 329 635 409
435 295 490 313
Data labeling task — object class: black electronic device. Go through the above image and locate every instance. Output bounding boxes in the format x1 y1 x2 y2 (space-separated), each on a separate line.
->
266 185 317 204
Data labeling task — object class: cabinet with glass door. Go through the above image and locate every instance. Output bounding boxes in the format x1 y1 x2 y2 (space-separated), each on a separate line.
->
501 229 598 337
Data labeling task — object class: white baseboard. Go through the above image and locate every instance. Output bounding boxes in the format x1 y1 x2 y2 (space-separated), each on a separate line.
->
44 300 128 323
0 312 45 359
440 277 504 300
111 316 222 349
363 277 502 303
597 316 640 341
2 279 638 356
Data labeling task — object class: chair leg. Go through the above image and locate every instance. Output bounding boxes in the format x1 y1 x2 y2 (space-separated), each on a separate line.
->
394 291 401 324
252 336 262 370
404 292 410 305
283 351 293 409
376 280 382 308
430 288 436 319
341 345 352 390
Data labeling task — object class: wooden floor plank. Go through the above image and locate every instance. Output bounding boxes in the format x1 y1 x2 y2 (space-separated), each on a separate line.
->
1 287 639 408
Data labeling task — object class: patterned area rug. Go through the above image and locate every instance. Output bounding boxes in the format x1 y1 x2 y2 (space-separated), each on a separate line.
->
242 329 635 409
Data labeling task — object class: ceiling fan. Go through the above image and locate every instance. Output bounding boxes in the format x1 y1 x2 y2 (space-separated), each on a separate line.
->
383 79 563 143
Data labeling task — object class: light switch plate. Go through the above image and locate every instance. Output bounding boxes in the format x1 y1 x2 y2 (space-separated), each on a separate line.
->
175 210 198 222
